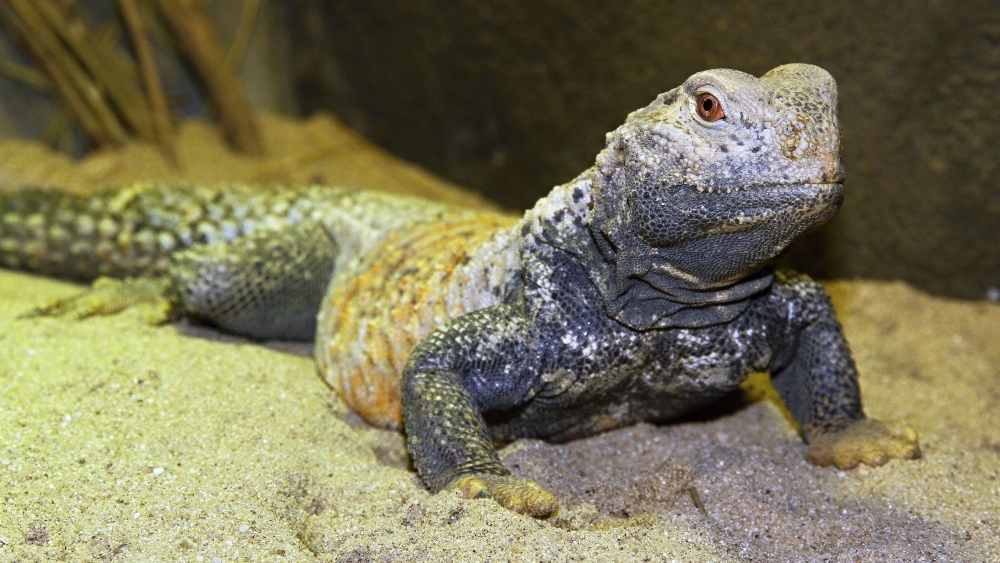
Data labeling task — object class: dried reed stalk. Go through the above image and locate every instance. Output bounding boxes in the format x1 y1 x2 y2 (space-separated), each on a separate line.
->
0 58 52 91
0 0 263 158
32 0 156 143
117 0 178 165
0 1 117 145
226 0 262 69
156 0 264 155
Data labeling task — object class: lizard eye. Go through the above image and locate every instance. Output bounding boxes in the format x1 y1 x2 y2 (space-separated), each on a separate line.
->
696 93 725 122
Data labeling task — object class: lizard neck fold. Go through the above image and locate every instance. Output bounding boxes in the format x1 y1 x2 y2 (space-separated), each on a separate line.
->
586 170 776 330
522 168 773 331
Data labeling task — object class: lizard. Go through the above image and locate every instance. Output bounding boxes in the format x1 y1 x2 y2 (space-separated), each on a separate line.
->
0 63 920 518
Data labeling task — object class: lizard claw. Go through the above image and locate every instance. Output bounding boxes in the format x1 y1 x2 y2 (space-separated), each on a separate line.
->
806 418 921 469
20 276 174 325
451 474 559 517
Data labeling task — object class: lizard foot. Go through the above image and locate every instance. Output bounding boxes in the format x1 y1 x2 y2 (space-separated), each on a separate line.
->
806 419 921 469
452 473 558 518
20 276 174 325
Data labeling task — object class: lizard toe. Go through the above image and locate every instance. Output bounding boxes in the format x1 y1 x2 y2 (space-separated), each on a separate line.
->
20 276 173 324
452 474 559 518
806 419 921 470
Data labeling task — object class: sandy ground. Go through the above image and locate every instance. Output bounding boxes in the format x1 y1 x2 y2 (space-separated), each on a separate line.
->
0 115 998 562
0 111 495 211
1 273 998 563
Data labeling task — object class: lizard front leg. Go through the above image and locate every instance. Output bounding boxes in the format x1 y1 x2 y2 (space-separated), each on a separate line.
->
768 272 921 469
402 305 559 517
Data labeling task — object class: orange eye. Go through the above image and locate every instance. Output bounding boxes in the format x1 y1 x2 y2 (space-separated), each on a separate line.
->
696 93 725 122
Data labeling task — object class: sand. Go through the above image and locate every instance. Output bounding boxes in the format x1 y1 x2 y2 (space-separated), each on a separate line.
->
0 111 495 211
0 115 997 562
2 268 998 563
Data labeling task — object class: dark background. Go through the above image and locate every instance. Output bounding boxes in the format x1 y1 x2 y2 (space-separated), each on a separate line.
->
1 0 998 300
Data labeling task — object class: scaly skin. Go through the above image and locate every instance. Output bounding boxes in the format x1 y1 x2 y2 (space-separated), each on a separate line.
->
0 64 919 519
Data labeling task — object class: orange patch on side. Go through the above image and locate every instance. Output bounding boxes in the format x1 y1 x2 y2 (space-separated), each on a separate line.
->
317 214 517 428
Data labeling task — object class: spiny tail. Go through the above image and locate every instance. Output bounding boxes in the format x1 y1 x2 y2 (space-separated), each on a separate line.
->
0 182 314 281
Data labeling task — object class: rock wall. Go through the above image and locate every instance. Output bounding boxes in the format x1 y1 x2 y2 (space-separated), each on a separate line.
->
287 0 1000 299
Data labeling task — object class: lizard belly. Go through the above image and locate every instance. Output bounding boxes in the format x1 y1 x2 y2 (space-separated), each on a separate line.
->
496 365 748 443
492 326 755 443
315 214 520 428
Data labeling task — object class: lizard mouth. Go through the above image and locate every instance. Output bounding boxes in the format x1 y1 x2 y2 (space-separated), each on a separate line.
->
677 180 845 236
692 181 843 194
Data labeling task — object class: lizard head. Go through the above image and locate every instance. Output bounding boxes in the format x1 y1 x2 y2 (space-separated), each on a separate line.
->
589 64 844 321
